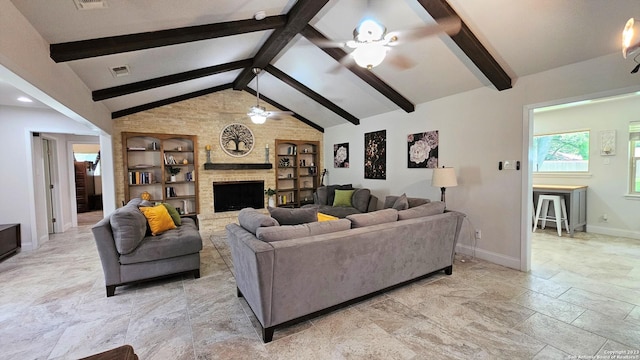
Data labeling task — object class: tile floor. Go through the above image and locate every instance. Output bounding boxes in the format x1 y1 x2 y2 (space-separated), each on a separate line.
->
0 223 638 359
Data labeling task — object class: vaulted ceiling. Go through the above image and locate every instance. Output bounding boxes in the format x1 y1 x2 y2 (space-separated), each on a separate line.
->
5 0 640 131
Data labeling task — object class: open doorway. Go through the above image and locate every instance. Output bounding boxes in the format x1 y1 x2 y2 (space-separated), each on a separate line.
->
73 143 103 225
523 88 640 271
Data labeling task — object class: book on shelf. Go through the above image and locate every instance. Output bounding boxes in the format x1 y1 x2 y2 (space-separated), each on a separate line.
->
129 171 154 184
166 186 177 198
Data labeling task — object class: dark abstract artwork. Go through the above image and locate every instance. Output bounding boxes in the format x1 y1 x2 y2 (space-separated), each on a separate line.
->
333 142 349 168
407 130 438 168
364 130 386 179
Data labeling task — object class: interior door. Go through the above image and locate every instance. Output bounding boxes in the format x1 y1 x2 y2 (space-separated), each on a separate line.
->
43 138 56 233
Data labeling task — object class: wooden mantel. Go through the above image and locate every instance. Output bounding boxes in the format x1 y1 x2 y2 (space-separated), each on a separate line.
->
204 163 272 170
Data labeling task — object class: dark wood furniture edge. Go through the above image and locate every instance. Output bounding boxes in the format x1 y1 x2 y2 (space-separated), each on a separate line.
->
204 163 273 170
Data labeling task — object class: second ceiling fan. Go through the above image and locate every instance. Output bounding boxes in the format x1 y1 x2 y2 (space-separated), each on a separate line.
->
247 68 293 124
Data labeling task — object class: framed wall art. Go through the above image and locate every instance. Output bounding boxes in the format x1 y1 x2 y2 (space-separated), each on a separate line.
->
364 130 386 179
220 123 254 157
334 142 349 168
408 130 438 168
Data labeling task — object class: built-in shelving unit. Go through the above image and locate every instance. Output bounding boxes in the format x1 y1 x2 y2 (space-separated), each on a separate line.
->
274 139 319 208
122 132 199 215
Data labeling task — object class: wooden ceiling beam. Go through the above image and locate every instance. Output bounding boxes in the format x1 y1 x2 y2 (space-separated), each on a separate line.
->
265 65 359 125
50 16 287 62
93 59 252 101
244 88 324 132
111 83 234 119
417 0 512 91
233 0 329 90
300 26 415 113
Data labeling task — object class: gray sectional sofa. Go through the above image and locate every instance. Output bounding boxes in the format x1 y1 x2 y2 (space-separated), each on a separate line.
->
92 198 202 297
301 184 378 218
226 200 465 342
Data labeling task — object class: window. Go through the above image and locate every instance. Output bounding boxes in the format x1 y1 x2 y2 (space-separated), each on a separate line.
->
630 122 640 194
533 130 590 173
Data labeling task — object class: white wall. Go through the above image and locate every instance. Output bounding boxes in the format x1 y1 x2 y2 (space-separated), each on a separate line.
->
324 52 640 270
533 96 640 239
0 106 102 250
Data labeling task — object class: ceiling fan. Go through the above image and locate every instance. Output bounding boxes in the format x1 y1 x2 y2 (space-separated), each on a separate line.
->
314 16 462 70
247 68 293 124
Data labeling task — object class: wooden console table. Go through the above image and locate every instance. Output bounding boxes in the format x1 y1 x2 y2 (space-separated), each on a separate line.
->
533 185 587 237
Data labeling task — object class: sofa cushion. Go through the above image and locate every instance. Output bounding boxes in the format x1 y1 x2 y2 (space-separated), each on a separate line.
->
119 217 202 264
110 205 148 255
268 206 318 225
139 205 177 235
346 208 398 228
333 189 355 207
256 219 351 242
351 188 371 213
162 203 182 226
238 208 279 234
392 193 409 210
384 195 430 209
397 201 446 220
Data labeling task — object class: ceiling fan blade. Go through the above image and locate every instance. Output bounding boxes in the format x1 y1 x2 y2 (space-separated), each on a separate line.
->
387 16 461 44
267 110 294 120
386 53 416 70
308 38 347 48
328 53 356 74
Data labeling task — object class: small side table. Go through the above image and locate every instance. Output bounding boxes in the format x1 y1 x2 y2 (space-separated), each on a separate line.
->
0 224 20 261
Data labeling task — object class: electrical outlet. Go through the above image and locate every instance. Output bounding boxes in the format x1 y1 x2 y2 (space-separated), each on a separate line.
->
475 230 481 239
602 213 608 222
503 160 517 170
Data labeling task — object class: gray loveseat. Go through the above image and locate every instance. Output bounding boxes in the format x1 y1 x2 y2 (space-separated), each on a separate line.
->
301 184 378 218
92 198 202 297
226 201 465 342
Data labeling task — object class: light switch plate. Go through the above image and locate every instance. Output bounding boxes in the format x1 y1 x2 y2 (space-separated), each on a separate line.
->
503 160 517 170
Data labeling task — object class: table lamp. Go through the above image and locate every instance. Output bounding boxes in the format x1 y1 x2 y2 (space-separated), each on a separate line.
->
432 166 458 206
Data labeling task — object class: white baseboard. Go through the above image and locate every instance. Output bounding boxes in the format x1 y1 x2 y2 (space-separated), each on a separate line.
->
585 225 640 240
456 243 521 270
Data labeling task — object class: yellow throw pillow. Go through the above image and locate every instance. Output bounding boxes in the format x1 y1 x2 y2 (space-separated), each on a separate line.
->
139 205 176 235
318 212 339 222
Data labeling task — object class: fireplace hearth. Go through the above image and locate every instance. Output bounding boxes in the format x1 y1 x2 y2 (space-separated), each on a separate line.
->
213 181 264 212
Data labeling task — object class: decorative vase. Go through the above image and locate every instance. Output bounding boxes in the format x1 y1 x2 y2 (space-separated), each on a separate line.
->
170 175 176 182
268 196 275 208
140 191 151 201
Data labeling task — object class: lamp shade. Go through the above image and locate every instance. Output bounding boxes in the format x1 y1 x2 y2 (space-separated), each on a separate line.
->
432 167 458 188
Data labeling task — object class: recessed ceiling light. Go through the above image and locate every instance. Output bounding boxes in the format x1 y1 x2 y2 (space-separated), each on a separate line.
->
109 65 130 78
17 96 33 103
73 0 108 10
254 11 266 21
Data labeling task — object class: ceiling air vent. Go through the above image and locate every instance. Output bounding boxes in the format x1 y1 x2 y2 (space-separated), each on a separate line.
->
73 0 107 10
109 65 130 78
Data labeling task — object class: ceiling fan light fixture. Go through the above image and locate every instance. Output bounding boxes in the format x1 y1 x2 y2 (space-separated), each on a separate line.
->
250 114 267 124
623 18 640 58
355 19 386 42
353 43 388 69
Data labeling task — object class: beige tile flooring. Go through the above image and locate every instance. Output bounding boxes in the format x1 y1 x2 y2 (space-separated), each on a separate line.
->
0 224 638 359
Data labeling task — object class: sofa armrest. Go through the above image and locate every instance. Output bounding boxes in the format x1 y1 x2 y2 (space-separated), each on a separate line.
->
367 195 378 212
91 217 122 286
226 223 275 327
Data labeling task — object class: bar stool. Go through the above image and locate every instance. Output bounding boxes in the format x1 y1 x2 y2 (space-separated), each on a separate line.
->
533 194 569 236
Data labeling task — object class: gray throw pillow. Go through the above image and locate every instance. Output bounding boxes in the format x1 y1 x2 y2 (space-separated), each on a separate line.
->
384 195 430 209
238 208 279 234
351 188 371 213
110 206 148 254
392 193 409 210
268 206 318 225
347 208 398 228
397 202 446 220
